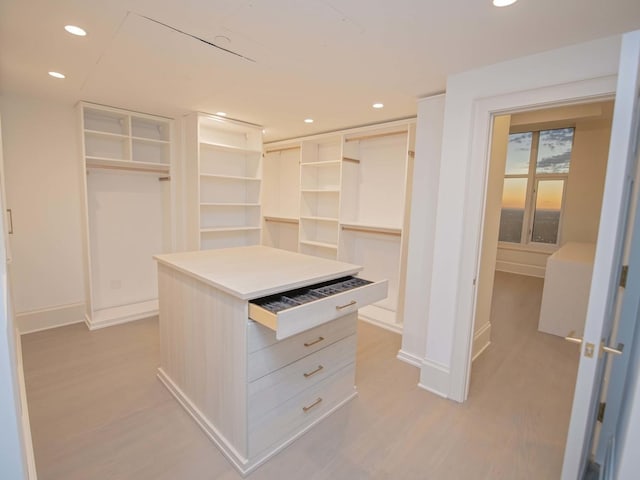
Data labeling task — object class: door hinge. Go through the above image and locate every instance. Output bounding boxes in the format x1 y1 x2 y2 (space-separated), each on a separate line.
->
620 265 629 288
597 402 606 422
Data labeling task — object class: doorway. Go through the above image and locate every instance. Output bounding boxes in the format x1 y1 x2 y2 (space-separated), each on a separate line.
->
467 100 615 469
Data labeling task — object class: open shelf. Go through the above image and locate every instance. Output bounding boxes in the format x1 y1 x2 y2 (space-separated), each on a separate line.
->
202 202 260 207
200 203 260 230
300 188 340 193
300 160 341 167
200 141 261 154
86 157 170 174
188 112 263 250
132 136 170 145
131 116 170 142
301 216 339 223
200 173 261 181
200 226 261 233
85 129 128 139
83 107 129 136
299 240 338 249
264 216 299 225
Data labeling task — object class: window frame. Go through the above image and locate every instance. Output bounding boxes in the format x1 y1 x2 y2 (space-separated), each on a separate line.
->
498 127 574 250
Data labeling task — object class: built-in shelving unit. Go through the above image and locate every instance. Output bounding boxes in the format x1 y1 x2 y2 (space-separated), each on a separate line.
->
262 119 416 333
78 102 173 330
186 113 263 250
298 136 342 260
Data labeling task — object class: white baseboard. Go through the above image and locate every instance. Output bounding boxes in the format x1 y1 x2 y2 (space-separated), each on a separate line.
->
86 299 158 330
418 358 450 399
396 349 422 368
157 367 358 476
472 322 492 362
14 327 38 479
157 368 248 473
496 260 545 278
17 302 84 335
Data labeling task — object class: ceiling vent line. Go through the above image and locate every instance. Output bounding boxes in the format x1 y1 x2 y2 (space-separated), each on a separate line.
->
135 13 256 62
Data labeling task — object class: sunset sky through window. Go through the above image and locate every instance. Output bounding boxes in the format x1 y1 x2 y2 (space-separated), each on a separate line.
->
501 128 573 210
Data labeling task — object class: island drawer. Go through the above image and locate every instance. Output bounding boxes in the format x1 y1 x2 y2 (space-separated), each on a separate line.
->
248 363 356 458
248 275 388 340
248 313 356 382
248 334 356 422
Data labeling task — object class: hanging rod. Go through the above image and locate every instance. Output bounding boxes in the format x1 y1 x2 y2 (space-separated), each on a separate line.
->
265 145 302 154
342 157 360 164
344 130 408 143
341 224 402 237
264 216 299 225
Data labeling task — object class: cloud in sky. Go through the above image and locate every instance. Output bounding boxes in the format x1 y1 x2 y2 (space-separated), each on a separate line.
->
537 128 574 173
537 150 572 173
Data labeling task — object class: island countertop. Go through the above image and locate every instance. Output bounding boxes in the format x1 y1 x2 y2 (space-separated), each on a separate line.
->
154 245 363 300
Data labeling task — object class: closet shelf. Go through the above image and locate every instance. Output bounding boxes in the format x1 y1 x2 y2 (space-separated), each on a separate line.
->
84 129 129 139
264 216 299 225
300 188 340 193
200 226 261 233
201 202 260 208
341 222 402 237
300 160 341 167
299 240 338 250
265 145 301 154
199 141 262 155
132 136 170 145
200 173 261 181
300 216 339 223
86 157 170 173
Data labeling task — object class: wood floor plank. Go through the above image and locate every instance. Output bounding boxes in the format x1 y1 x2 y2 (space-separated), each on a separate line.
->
21 271 578 479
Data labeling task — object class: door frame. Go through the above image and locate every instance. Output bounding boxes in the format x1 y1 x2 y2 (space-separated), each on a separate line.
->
448 75 618 402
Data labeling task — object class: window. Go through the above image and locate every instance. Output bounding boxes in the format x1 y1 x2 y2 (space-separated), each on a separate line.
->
498 127 574 246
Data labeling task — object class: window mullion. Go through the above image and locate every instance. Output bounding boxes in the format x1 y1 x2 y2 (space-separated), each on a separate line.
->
522 131 539 243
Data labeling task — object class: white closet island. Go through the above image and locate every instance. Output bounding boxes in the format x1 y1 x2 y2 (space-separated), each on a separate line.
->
154 245 387 475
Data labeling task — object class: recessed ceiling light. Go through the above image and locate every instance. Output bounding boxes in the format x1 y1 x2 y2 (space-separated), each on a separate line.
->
216 111 227 117
64 25 87 36
493 0 518 6
304 118 314 124
372 103 384 109
48 71 65 79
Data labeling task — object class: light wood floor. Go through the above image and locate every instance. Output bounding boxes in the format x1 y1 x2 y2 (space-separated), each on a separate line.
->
22 272 579 479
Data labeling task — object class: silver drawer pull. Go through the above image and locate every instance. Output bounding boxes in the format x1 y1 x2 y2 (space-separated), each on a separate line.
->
302 397 323 413
304 336 324 347
303 365 324 378
336 300 357 310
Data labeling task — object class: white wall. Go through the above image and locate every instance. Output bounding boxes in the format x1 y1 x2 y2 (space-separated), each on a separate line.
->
472 115 510 360
0 94 85 331
562 118 612 243
416 35 622 401
398 94 445 368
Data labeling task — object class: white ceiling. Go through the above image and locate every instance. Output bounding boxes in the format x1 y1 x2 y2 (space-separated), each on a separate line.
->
1 0 639 141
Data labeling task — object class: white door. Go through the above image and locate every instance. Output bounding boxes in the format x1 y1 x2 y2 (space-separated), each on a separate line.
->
595 156 640 477
561 30 640 480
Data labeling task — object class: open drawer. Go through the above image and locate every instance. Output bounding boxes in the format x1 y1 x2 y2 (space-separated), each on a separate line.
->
248 276 388 340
